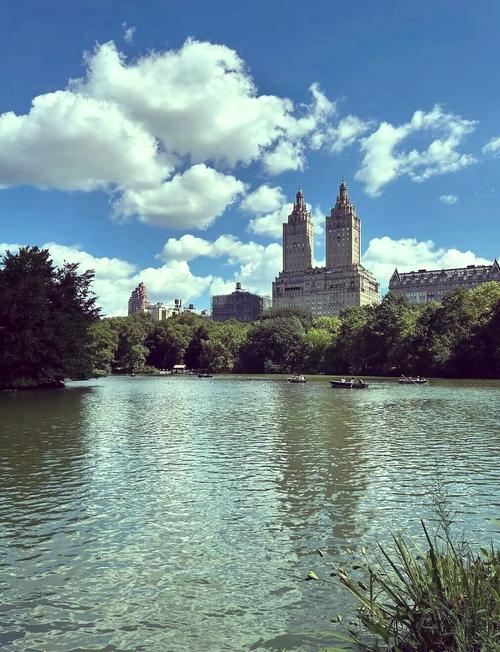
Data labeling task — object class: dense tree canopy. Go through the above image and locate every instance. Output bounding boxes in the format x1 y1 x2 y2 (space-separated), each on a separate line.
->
89 283 498 379
0 246 99 388
2 248 499 387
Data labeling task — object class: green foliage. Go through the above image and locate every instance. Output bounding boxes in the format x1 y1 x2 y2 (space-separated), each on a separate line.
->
200 320 248 372
85 282 500 378
261 306 314 329
0 246 99 388
87 319 119 376
323 522 500 651
239 316 306 373
145 320 192 370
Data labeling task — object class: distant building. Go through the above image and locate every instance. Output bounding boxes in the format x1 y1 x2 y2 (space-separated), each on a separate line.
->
389 260 500 304
272 181 380 316
146 302 174 321
128 282 149 315
211 282 269 322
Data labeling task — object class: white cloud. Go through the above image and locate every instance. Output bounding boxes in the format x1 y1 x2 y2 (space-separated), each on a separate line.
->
482 136 500 157
0 90 170 191
247 203 293 238
327 115 372 153
243 186 325 241
240 184 285 214
122 24 136 44
363 235 492 290
159 233 281 296
113 164 246 229
74 41 334 170
0 39 349 229
262 140 305 175
439 194 458 205
0 241 211 316
44 242 136 278
356 105 477 196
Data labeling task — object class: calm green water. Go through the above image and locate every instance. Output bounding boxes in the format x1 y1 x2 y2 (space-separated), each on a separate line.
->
1 376 499 651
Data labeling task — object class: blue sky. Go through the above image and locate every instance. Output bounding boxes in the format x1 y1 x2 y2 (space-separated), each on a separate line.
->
1 0 499 314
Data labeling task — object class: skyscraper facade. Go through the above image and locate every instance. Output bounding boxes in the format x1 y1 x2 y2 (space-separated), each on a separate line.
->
389 260 500 304
128 282 149 315
212 282 270 322
272 181 380 316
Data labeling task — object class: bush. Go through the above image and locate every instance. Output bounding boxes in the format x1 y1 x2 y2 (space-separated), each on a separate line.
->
309 521 500 651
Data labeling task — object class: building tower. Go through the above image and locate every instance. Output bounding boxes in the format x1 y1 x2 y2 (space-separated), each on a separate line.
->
326 178 361 268
128 282 149 315
283 188 314 272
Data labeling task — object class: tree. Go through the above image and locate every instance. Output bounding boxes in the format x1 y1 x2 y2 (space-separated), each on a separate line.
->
112 313 153 372
200 320 247 372
361 293 419 374
87 319 119 376
324 306 372 374
144 320 192 370
0 246 99 388
239 316 305 373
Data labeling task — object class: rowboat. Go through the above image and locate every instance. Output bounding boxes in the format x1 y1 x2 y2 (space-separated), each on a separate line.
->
330 379 368 389
288 374 307 383
398 376 429 385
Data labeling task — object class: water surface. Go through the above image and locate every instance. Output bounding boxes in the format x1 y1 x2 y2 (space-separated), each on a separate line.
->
1 376 499 650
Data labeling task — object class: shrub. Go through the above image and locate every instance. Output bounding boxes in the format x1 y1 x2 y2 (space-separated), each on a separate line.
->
310 521 500 651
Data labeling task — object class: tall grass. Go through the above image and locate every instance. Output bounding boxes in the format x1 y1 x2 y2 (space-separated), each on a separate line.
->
319 519 500 651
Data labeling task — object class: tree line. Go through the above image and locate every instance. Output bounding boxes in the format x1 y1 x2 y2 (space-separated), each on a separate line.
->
1 247 499 389
90 281 500 378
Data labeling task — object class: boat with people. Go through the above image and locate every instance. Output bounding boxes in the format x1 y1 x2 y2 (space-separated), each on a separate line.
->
197 373 213 378
287 374 307 383
398 375 429 385
330 377 368 389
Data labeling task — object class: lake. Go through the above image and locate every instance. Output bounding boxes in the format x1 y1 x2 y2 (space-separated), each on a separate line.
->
1 375 499 651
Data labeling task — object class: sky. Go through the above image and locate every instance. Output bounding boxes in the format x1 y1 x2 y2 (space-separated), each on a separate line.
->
0 0 499 315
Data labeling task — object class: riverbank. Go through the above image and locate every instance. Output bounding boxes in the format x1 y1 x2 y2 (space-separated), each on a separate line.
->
0 378 65 391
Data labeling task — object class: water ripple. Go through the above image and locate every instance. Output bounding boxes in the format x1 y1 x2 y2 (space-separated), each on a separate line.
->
0 376 499 651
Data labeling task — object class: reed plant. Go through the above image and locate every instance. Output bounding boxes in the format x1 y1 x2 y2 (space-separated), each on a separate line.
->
316 518 500 651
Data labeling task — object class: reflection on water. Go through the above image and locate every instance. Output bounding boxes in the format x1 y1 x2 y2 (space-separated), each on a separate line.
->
1 376 499 651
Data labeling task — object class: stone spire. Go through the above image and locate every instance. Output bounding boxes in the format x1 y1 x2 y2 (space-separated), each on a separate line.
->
290 187 309 222
335 177 351 209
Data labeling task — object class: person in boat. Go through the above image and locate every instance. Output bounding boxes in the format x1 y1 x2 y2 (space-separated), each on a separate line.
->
357 378 364 385
341 377 346 383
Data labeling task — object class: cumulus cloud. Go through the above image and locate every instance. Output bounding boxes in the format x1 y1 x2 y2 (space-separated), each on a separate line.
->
327 115 373 153
356 105 477 196
159 233 281 296
0 91 170 191
0 38 351 228
242 185 324 240
247 202 293 238
363 235 492 289
439 194 458 205
482 136 500 157
113 164 246 229
0 241 212 316
73 41 334 170
240 184 285 214
262 140 305 175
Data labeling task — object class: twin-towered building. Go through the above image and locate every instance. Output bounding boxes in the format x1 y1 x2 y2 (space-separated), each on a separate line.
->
128 179 498 320
272 180 380 316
